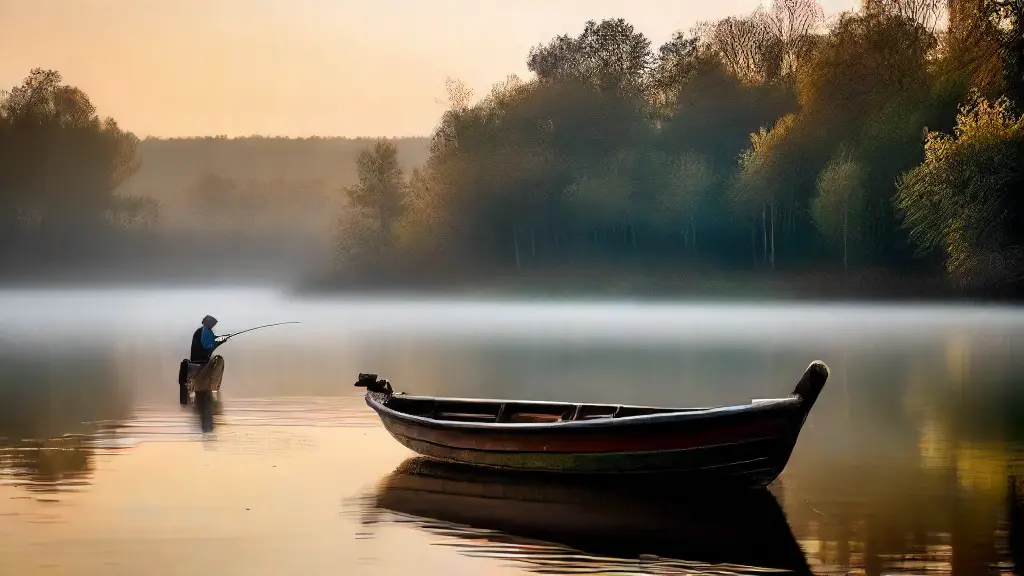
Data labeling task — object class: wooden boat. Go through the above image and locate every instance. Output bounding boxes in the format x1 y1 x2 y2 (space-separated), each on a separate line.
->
358 457 812 574
177 355 225 405
356 360 828 486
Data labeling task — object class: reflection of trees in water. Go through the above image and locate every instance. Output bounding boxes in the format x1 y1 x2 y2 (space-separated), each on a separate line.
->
783 458 1006 576
780 333 1024 576
0 341 131 496
0 341 131 440
0 436 94 494
910 379 1024 447
904 331 1024 445
1007 476 1024 573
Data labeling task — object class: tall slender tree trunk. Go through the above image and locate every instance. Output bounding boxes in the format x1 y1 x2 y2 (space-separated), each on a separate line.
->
762 205 767 265
512 227 521 271
878 198 886 252
378 208 388 247
690 213 697 254
751 223 757 265
843 196 848 278
789 200 797 234
769 198 776 270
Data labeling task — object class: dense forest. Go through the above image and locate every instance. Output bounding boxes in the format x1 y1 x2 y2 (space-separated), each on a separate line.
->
329 0 1024 298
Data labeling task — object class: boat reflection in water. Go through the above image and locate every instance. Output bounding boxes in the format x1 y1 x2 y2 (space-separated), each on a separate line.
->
359 457 813 575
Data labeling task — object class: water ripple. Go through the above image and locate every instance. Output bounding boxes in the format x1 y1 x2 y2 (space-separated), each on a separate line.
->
1 396 378 498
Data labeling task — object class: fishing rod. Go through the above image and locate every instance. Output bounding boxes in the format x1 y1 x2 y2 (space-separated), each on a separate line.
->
215 321 301 344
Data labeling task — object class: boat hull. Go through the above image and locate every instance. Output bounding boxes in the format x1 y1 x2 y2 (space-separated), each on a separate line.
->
361 361 828 485
374 403 804 486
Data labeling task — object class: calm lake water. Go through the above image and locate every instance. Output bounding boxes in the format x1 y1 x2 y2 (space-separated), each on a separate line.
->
2 287 1024 575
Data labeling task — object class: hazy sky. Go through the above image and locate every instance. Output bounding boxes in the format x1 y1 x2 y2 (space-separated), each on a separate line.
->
0 0 856 138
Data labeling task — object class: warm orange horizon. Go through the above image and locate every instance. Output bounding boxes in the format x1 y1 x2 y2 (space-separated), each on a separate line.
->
0 0 855 139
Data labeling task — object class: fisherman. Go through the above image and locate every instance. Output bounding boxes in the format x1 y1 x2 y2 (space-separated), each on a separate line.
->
189 315 224 431
191 315 223 363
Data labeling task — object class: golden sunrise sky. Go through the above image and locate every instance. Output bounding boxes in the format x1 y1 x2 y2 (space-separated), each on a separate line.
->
0 0 856 138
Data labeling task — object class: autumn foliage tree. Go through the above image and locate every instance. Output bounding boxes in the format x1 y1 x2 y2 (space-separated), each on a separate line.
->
329 0 1024 296
896 96 1024 290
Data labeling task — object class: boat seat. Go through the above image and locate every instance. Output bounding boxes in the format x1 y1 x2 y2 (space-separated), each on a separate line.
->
504 413 562 423
437 412 498 422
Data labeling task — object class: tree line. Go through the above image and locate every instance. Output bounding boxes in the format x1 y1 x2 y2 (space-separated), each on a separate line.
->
335 0 1024 296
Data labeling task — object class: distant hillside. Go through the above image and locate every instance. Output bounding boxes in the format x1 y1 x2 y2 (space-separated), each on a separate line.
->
121 136 430 196
117 136 431 233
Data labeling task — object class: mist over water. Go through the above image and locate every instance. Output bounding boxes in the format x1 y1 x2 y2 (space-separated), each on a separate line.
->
2 286 1024 574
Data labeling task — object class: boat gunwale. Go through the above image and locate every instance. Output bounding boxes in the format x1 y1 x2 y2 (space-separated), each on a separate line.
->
365 393 804 431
